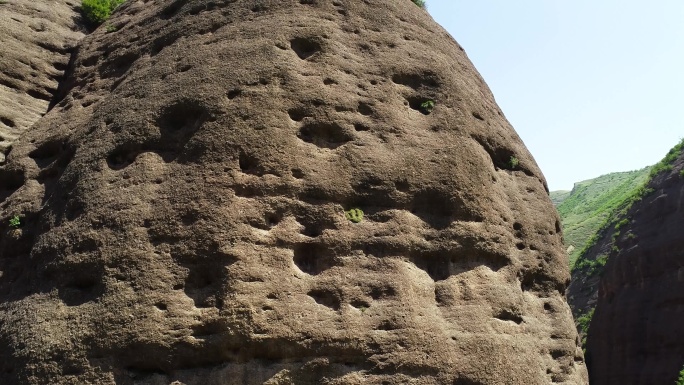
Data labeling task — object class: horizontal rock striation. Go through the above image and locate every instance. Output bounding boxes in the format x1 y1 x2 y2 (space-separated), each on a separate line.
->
0 1 588 384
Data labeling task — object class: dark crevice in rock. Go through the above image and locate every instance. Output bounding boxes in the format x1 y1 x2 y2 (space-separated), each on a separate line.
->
494 309 524 324
0 168 25 202
293 242 337 275
391 71 440 90
308 288 341 310
297 121 354 149
290 37 321 60
0 117 16 128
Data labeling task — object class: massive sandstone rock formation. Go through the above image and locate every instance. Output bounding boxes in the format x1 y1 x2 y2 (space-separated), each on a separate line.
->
0 0 588 384
0 0 85 163
586 147 684 385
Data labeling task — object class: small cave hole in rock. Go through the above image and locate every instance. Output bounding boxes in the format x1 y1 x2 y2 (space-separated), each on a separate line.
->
516 242 525 250
307 288 341 310
513 222 523 231
293 243 334 275
323 78 336 85
227 89 242 99
405 96 434 115
297 121 354 149
369 285 396 300
290 37 321 60
291 168 305 179
238 150 260 174
157 99 209 137
391 72 439 90
154 303 168 311
357 102 373 116
472 111 484 121
376 320 399 331
0 116 16 128
353 123 370 132
265 212 282 228
0 169 26 199
494 309 523 324
287 107 308 122
107 143 142 170
350 299 370 309
191 319 225 339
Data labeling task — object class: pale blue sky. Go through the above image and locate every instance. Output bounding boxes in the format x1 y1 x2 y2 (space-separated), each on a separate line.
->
427 1 684 191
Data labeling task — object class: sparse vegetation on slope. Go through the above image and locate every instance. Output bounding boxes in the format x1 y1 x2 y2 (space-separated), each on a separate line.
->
569 138 684 323
553 168 651 265
550 190 571 206
81 0 125 26
411 0 426 9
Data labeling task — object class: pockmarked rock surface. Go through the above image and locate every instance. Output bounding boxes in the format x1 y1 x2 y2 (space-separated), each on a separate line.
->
0 0 85 163
587 150 684 385
0 1 588 384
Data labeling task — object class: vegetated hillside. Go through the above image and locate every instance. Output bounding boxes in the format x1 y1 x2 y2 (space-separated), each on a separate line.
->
566 139 684 354
553 168 651 265
575 139 684 385
550 190 571 206
0 0 588 384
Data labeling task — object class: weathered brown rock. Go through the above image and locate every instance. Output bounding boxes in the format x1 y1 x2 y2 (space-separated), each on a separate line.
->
0 1 588 384
586 148 684 385
0 0 85 163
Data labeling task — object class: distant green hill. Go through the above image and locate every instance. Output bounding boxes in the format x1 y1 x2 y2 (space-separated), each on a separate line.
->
550 190 571 206
551 168 651 265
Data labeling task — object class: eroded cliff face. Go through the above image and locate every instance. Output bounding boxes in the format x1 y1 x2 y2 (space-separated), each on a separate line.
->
586 148 684 385
0 1 587 384
0 0 85 163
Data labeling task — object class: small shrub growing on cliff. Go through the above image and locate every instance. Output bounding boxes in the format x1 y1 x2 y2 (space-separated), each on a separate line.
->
680 169 684 178
676 365 684 385
411 0 426 9
420 100 435 114
508 156 520 169
9 215 20 228
81 0 125 26
345 208 364 223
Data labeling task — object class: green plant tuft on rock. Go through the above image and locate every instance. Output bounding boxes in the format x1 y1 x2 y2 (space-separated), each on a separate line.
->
411 0 426 9
345 208 364 223
81 0 125 26
420 99 435 114
508 156 520 169
676 364 684 385
9 215 20 228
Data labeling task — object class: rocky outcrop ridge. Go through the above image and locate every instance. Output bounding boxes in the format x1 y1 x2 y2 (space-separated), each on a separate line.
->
0 0 85 163
586 145 684 385
0 1 588 384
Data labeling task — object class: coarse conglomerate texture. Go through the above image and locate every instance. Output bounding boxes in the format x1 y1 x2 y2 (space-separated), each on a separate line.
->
0 1 588 384
586 150 684 385
0 0 85 163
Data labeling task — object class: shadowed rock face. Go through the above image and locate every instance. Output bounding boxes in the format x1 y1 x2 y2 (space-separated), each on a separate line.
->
587 151 684 385
0 1 588 384
0 0 85 163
